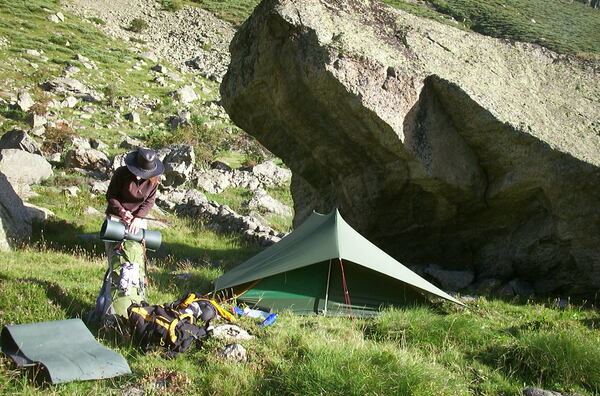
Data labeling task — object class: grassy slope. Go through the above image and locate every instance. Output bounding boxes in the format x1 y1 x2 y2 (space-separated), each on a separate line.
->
383 0 600 57
2 246 600 394
1 0 600 395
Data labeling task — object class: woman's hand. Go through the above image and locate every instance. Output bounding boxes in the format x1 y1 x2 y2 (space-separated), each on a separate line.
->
122 210 134 224
128 217 144 235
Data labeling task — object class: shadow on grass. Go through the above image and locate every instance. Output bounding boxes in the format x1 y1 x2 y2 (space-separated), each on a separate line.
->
22 277 94 318
150 267 217 296
30 217 105 258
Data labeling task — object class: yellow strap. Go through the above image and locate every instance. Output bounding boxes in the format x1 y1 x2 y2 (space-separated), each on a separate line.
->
176 294 236 323
130 306 152 321
167 313 194 343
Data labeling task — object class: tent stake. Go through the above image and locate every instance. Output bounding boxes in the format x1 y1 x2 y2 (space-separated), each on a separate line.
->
339 258 354 319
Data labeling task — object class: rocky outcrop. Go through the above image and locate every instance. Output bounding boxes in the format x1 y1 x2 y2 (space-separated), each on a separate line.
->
170 189 287 246
0 173 31 251
221 0 600 298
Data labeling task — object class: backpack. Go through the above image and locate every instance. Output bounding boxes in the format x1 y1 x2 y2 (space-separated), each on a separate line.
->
88 240 148 325
127 293 235 357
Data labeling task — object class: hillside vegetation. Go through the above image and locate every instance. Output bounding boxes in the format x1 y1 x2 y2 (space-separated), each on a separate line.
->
1 0 599 395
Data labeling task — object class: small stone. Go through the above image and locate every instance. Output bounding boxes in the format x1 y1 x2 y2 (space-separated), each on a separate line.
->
16 92 35 112
64 186 79 197
217 343 247 362
125 112 141 124
83 206 101 216
151 64 167 74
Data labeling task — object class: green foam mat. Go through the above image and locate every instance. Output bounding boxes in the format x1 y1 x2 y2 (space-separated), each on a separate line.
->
1 318 131 384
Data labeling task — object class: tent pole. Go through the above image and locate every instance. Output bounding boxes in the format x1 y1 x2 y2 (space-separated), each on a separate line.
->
323 259 332 316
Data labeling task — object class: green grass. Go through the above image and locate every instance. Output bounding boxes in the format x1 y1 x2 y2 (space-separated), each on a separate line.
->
2 241 600 395
383 0 600 56
187 0 260 26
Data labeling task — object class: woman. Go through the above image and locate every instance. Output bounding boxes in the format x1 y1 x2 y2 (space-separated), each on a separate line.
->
105 147 164 236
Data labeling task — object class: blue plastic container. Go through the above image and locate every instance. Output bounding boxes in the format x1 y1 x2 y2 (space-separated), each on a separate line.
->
259 313 278 327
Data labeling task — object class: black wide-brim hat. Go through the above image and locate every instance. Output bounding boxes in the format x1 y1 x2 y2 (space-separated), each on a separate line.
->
124 147 164 179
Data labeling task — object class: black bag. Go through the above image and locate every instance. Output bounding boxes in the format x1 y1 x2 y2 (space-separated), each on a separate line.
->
127 303 208 358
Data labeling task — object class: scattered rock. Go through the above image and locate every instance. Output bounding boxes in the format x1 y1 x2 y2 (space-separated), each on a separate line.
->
90 180 110 194
424 267 475 291
151 64 167 74
211 324 254 341
73 137 93 151
23 202 55 221
16 92 35 112
140 51 158 63
63 65 80 75
175 197 286 247
119 137 143 150
90 138 108 150
0 149 53 187
64 148 110 173
61 96 78 108
211 161 231 172
0 173 32 251
242 188 293 217
0 129 42 155
217 343 247 362
251 161 291 188
125 112 141 124
195 169 231 194
168 110 191 130
83 206 102 216
158 145 195 188
172 85 198 104
27 113 47 128
64 186 79 197
47 14 61 23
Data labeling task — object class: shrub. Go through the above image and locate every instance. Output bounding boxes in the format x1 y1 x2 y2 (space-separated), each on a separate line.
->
87 17 106 25
127 18 148 33
42 122 77 154
160 0 183 11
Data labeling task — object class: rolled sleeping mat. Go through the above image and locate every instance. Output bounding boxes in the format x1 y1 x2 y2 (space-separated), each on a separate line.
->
100 218 162 251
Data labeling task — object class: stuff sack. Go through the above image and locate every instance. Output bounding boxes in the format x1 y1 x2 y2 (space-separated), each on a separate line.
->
89 240 148 324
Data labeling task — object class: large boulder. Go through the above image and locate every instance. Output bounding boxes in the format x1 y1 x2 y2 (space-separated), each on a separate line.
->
0 172 31 251
0 149 53 187
0 129 42 155
220 0 600 298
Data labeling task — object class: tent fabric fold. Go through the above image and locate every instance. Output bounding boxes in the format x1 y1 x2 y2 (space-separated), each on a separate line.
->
214 209 464 314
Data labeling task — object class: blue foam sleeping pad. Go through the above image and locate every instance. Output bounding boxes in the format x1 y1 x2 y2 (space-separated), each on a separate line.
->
0 318 131 384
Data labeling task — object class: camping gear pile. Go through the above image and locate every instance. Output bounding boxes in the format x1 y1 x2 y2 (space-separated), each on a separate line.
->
127 292 236 358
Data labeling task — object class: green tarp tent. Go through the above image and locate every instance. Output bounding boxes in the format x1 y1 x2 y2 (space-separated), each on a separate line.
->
214 209 464 316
